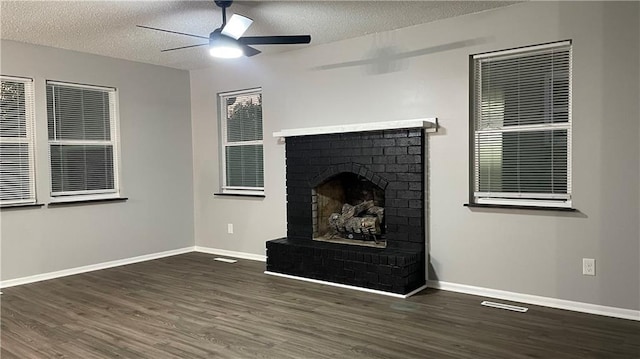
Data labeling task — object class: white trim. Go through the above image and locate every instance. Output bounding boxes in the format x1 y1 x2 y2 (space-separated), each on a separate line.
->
194 246 266 262
472 42 572 206
0 198 36 206
222 186 265 191
0 75 33 83
47 82 121 199
220 189 265 196
475 192 570 200
2 246 636 321
428 280 640 321
475 197 572 208
473 40 571 59
265 271 428 298
49 192 122 203
0 247 194 289
218 87 262 97
218 89 264 194
272 118 438 138
46 80 116 91
0 77 37 205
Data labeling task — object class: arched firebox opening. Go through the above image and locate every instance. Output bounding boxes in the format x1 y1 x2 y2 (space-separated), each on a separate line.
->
312 172 386 248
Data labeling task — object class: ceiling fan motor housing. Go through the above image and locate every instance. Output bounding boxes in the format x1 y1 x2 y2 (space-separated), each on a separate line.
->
214 1 233 9
209 30 234 46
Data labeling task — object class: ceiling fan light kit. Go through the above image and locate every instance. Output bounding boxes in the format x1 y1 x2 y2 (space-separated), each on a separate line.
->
209 33 244 58
138 0 311 59
209 44 243 58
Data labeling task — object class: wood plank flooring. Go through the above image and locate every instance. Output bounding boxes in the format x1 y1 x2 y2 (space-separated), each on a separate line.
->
1 252 639 358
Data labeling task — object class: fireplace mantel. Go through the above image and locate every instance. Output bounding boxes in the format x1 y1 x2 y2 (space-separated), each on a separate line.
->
273 118 437 138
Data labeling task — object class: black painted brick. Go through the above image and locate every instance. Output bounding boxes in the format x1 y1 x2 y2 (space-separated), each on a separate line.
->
408 129 422 137
392 232 409 241
362 147 383 156
373 139 395 147
398 191 422 200
388 181 408 190
373 156 395 164
386 164 409 173
389 199 409 208
384 147 407 155
397 155 422 165
409 232 425 242
383 131 409 138
397 173 422 182
396 137 422 147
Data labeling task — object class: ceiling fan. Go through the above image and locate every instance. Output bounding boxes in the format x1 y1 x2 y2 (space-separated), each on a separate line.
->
138 0 311 58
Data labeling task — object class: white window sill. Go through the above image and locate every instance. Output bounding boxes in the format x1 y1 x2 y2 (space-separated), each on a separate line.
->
48 196 128 207
1 202 44 210
464 203 577 212
214 192 265 198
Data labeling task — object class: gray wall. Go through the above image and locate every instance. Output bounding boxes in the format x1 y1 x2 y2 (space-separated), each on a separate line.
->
0 40 194 281
190 2 640 310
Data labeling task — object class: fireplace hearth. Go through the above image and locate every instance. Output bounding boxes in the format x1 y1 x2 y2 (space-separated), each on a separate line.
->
267 120 434 295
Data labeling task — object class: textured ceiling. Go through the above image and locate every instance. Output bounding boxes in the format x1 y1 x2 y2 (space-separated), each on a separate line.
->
1 1 516 70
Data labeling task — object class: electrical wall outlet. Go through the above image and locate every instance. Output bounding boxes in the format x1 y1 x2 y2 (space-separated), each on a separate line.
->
227 223 234 234
582 258 595 276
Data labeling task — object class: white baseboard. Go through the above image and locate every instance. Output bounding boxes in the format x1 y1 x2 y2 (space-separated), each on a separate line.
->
2 246 636 322
265 271 428 299
0 246 194 289
428 280 640 321
194 246 266 262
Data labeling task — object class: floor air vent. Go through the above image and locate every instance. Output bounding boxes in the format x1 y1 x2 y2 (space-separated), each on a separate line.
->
481 301 528 313
214 257 238 263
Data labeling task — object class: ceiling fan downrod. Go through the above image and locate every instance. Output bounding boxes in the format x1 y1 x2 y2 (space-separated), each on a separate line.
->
214 0 233 26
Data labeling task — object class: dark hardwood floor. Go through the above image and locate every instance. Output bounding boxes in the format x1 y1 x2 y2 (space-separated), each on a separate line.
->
1 252 639 358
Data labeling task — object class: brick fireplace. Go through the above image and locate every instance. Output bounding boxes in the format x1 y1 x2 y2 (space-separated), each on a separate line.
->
266 120 436 295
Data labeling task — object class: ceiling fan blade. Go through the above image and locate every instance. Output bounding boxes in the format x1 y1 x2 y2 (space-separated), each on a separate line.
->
137 25 209 40
221 14 253 40
161 43 209 52
240 44 262 57
239 35 311 45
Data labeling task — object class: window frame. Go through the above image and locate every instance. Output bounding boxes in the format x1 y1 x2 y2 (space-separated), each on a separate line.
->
218 87 264 196
0 75 37 206
46 80 122 203
470 41 573 209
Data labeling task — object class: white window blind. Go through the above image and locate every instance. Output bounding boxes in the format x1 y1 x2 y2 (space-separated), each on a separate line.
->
219 88 264 195
472 41 572 207
46 81 120 199
0 76 36 205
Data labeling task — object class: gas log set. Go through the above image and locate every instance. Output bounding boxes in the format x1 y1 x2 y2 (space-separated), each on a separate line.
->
328 200 384 243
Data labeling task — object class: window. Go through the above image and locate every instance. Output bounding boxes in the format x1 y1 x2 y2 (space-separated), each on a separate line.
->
0 76 36 206
471 41 572 208
218 88 264 195
46 81 120 201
